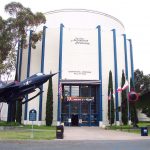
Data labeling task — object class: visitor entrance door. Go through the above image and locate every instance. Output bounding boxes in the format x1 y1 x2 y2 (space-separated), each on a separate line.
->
81 101 91 126
71 114 79 126
61 85 99 126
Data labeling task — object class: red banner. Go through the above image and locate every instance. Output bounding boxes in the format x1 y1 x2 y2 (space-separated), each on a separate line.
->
67 96 94 102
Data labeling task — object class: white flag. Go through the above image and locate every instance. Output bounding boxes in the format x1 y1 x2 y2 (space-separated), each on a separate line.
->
108 91 111 101
122 80 129 90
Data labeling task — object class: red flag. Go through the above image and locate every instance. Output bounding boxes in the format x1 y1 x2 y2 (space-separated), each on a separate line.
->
117 87 122 92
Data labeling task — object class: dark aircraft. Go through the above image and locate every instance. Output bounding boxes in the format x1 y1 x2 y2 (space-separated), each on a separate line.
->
0 72 57 104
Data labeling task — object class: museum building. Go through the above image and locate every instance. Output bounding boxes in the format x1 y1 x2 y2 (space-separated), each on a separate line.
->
16 9 134 126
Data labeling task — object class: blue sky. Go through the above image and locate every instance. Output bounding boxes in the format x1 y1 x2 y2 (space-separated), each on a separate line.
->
1 0 150 75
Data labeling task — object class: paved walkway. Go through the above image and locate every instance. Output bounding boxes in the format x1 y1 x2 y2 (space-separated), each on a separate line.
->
63 127 150 140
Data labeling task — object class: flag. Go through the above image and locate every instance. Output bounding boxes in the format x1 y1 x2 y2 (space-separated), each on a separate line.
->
116 80 129 93
122 80 129 90
113 93 115 98
117 87 122 92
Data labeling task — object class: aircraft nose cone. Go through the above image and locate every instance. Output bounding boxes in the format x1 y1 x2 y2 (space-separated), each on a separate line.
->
45 73 58 79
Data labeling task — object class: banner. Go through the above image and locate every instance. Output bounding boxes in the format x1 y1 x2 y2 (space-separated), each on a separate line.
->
67 96 94 102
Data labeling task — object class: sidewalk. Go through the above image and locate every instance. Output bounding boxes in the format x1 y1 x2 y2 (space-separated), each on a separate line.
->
63 127 150 140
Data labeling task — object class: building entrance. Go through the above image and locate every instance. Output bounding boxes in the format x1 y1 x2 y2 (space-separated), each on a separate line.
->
61 84 99 126
71 114 79 126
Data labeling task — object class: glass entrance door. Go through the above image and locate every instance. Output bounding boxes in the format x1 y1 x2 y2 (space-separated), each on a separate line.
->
61 85 99 126
81 101 90 126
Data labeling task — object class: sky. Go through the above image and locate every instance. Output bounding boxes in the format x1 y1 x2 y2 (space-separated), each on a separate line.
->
0 0 150 75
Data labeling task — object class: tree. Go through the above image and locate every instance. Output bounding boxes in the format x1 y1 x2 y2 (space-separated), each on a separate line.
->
134 69 150 117
45 73 53 126
108 70 115 125
134 69 145 93
121 70 128 125
4 2 46 49
129 77 139 126
0 16 13 65
15 100 22 124
0 16 16 79
0 2 46 122
0 2 46 76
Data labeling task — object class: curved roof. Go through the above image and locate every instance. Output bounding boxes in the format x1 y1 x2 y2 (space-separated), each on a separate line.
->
44 9 124 29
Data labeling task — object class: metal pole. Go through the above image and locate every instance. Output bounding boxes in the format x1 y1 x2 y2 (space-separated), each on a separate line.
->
110 96 112 126
89 101 91 126
126 88 130 125
79 101 82 126
69 101 71 126
31 121 34 138
120 100 122 130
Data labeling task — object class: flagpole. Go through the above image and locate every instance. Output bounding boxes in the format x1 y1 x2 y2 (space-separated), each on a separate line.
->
120 96 122 129
117 79 130 125
110 93 112 125
110 91 112 126
126 81 131 125
122 79 131 125
109 89 112 126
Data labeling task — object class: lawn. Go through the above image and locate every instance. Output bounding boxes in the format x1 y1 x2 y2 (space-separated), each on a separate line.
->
107 122 150 135
0 122 56 140
0 129 56 140
137 122 150 127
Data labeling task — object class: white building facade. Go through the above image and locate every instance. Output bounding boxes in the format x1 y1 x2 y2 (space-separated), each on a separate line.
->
17 9 134 126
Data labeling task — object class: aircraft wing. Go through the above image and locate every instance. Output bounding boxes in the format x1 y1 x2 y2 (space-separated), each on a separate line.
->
0 83 20 94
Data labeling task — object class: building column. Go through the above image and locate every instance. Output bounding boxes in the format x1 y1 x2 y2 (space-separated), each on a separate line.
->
128 39 135 87
15 42 20 80
24 30 33 124
38 26 47 125
57 24 64 125
18 41 23 82
97 25 103 127
11 42 20 122
112 29 119 125
123 34 129 79
123 34 131 125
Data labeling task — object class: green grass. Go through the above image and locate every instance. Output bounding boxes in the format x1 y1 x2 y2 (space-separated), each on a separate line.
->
137 122 150 127
0 121 20 126
0 121 56 140
107 122 150 135
22 125 56 130
107 122 150 128
0 130 56 140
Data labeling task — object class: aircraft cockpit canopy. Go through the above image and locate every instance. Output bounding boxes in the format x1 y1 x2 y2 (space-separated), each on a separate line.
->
36 73 45 76
29 73 45 79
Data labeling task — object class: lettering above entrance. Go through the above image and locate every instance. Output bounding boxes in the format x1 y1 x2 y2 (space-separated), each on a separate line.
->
62 28 99 80
67 96 94 102
71 37 90 45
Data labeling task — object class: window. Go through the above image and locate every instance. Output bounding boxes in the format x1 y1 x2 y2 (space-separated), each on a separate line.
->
71 86 79 96
80 86 90 97
64 86 70 97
